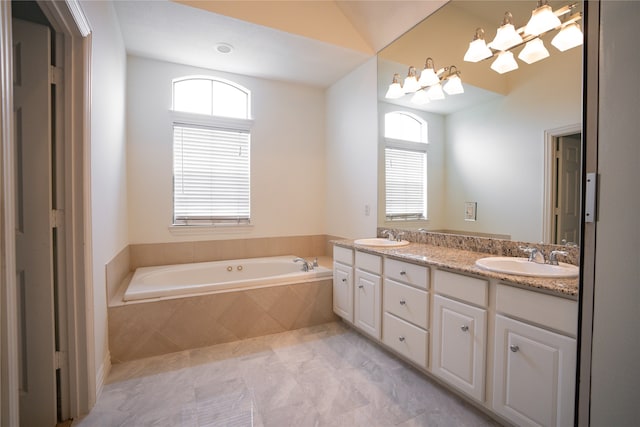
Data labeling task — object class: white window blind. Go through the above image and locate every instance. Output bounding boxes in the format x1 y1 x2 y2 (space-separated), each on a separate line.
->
173 124 250 225
385 147 427 220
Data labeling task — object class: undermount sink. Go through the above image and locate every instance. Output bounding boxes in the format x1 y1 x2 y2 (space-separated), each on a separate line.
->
475 257 579 278
354 238 410 247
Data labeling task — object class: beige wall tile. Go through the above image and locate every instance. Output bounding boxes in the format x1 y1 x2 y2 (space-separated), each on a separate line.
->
105 245 131 301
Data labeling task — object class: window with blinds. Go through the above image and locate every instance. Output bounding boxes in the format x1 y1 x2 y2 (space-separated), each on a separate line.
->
172 76 252 225
384 111 428 221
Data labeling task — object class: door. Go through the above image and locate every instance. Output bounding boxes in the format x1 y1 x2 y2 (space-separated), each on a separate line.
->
554 133 581 245
354 269 381 339
432 295 486 402
13 18 58 426
333 262 353 322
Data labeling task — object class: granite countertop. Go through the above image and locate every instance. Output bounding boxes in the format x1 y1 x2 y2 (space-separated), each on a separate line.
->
333 240 579 299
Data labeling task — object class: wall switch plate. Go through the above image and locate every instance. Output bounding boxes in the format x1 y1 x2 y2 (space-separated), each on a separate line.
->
464 202 477 221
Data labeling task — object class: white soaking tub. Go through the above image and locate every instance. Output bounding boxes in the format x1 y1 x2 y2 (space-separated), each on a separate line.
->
124 255 332 301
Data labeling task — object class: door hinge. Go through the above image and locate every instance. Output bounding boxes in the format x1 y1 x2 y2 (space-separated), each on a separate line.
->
50 209 64 228
49 65 63 85
55 351 67 370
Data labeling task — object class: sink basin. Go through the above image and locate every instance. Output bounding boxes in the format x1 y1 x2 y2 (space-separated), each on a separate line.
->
475 257 579 278
354 238 410 247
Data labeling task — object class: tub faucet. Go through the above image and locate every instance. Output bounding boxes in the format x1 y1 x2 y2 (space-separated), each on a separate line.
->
293 257 314 272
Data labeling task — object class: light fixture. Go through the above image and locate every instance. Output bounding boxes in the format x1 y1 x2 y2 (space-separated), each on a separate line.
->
524 0 562 36
385 73 404 99
518 38 550 64
403 66 420 93
491 51 519 74
464 28 493 62
551 22 583 51
443 66 464 95
418 58 440 87
488 12 523 51
411 89 430 105
426 83 445 101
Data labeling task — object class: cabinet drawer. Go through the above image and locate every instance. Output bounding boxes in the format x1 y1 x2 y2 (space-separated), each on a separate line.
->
384 258 429 289
355 251 382 274
434 269 488 307
496 284 578 336
383 312 428 368
333 245 353 266
383 279 429 329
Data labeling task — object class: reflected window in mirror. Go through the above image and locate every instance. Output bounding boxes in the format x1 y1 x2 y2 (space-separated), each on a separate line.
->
384 111 428 221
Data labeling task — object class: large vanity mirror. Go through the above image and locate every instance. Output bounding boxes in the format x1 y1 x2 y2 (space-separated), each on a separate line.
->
377 0 583 245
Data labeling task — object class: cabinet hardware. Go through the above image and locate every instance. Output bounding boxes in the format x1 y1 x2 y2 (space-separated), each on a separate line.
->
341 278 346 282
399 299 406 305
510 345 519 353
400 271 406 275
460 325 469 332
398 336 405 342
358 284 364 289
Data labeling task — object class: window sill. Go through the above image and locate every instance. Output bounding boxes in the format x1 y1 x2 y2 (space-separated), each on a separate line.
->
168 223 254 236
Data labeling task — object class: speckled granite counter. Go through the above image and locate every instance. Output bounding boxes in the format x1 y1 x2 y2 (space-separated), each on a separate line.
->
333 240 579 299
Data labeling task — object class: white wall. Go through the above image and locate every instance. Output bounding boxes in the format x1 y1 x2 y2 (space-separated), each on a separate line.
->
126 56 326 244
590 1 640 424
444 47 582 242
80 0 128 388
325 58 378 239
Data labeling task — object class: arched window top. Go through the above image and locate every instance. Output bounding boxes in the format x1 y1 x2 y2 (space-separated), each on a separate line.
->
384 111 428 143
172 76 251 119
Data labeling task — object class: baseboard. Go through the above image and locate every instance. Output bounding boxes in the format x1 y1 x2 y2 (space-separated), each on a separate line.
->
95 350 111 399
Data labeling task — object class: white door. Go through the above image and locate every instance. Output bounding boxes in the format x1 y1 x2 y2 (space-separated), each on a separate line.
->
555 133 581 245
13 18 58 426
333 262 353 322
432 295 486 402
354 269 381 339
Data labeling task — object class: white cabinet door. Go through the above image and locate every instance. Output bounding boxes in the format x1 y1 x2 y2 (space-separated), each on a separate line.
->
432 295 486 402
493 314 576 427
333 262 353 322
354 269 381 339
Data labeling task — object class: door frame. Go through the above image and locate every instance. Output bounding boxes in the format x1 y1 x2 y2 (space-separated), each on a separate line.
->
0 0 94 423
542 123 582 244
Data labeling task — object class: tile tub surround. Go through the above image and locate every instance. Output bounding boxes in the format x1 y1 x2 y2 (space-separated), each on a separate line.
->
78 322 499 426
378 227 580 266
108 279 337 363
337 239 578 298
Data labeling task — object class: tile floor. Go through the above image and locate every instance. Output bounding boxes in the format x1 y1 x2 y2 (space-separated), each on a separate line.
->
77 321 501 426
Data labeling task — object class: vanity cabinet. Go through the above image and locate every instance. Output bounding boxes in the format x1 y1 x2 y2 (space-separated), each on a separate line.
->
432 270 488 402
354 251 382 339
382 258 429 368
332 246 354 323
492 284 577 427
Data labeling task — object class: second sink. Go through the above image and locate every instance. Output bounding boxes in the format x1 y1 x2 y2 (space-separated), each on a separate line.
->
475 257 579 278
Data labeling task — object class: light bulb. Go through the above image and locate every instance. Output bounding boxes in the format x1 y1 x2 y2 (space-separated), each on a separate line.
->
491 51 518 74
551 22 583 51
464 38 493 62
443 75 464 95
518 38 550 64
524 4 561 36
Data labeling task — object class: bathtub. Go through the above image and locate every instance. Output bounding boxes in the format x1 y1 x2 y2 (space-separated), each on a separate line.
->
124 255 332 302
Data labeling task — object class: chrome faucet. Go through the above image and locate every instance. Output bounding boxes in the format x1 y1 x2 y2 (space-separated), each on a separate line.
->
395 231 405 242
293 257 314 272
548 250 569 266
381 229 395 241
520 246 546 264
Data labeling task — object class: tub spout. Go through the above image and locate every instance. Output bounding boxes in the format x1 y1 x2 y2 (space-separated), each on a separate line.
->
293 257 313 272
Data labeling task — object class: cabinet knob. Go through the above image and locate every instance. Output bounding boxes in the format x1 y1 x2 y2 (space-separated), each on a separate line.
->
399 299 406 305
460 325 469 332
398 336 405 342
510 345 519 353
341 278 347 282
358 284 364 289
400 271 407 276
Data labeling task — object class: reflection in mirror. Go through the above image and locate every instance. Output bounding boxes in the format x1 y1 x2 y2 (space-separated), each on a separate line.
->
377 0 583 245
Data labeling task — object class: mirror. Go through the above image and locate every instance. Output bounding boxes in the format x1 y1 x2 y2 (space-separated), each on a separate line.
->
377 0 583 245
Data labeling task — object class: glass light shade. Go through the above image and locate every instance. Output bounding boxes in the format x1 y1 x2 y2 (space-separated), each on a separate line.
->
411 89 430 105
518 38 550 64
524 4 561 36
385 82 404 99
464 38 493 62
403 75 420 93
418 68 439 87
490 51 519 74
551 22 584 51
426 83 445 101
488 24 523 51
443 75 464 95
